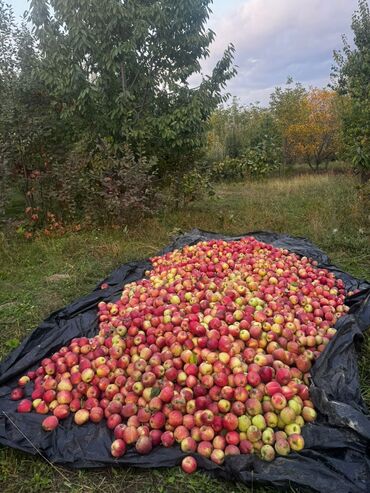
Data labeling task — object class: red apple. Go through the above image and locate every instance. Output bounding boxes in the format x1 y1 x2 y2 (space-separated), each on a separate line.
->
42 416 59 431
111 439 126 458
181 456 197 474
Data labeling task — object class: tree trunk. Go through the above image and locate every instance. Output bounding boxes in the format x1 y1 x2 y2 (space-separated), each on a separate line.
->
120 63 126 93
173 171 182 210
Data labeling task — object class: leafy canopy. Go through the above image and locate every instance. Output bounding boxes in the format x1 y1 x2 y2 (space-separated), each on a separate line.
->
28 0 236 169
332 0 370 179
284 89 340 168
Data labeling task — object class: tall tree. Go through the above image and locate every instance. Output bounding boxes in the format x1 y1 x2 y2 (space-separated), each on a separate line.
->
28 0 236 173
270 79 307 165
284 89 340 169
332 0 370 181
0 1 67 215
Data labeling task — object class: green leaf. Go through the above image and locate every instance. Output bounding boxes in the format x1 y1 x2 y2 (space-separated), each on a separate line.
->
189 352 198 365
150 386 161 398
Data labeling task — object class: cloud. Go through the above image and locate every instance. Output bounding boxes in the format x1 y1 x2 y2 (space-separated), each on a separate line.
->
197 0 358 105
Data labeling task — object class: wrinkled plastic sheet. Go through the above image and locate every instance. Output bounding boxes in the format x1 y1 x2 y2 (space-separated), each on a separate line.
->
0 229 369 493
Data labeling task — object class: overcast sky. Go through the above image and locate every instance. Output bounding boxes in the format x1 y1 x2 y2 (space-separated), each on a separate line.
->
11 0 358 105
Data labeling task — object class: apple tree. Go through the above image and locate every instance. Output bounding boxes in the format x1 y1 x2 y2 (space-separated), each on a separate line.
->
0 1 69 218
270 79 307 166
28 0 236 177
284 89 341 170
332 0 370 182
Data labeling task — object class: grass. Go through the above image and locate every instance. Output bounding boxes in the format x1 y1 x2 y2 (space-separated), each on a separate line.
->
0 172 369 492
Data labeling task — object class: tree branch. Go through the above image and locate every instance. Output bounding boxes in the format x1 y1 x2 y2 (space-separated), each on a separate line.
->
120 63 126 93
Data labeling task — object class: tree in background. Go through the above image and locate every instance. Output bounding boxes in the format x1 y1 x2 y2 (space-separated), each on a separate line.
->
284 89 340 170
332 0 370 182
0 0 16 215
0 1 70 220
270 79 307 165
207 98 249 161
207 99 281 180
207 80 342 179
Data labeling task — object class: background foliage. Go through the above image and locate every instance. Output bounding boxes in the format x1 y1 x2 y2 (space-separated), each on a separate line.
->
206 84 341 180
332 0 370 182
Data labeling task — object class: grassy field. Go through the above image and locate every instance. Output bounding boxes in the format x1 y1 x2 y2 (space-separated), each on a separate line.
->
0 172 369 492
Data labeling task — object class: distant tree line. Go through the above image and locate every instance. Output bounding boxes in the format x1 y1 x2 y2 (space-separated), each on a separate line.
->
206 83 342 180
206 1 370 185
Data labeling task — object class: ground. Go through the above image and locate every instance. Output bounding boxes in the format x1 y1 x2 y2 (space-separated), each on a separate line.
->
0 171 369 492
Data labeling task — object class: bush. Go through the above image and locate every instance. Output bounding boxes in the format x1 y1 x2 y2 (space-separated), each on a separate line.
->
243 138 281 178
167 165 215 209
181 168 215 204
212 157 247 182
18 140 159 232
211 136 281 182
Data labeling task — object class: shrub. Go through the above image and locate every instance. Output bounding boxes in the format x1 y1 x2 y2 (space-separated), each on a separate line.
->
212 157 247 182
18 140 159 231
243 138 281 178
211 135 281 182
167 164 215 209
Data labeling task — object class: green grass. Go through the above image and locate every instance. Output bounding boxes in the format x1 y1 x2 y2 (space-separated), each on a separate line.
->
0 172 369 492
1 448 276 493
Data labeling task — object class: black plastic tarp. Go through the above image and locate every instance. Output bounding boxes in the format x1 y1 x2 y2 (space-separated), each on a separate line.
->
0 229 369 493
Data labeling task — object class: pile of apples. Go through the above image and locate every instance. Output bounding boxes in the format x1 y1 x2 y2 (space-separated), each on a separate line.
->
11 237 348 473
